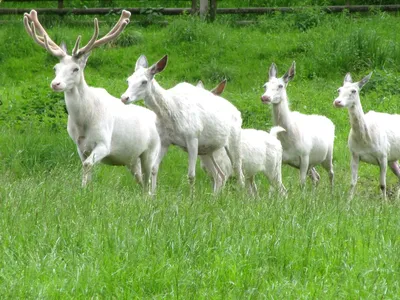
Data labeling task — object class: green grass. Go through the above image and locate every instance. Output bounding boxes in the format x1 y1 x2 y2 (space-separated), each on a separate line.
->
1 10 400 298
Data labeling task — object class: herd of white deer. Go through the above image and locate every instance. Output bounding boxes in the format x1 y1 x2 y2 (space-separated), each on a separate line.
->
22 10 400 200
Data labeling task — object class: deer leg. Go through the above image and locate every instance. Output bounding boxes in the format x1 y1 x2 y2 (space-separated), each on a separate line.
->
211 153 226 190
377 156 388 201
225 129 245 187
140 150 155 195
129 158 143 187
186 138 199 196
350 153 360 200
299 155 310 189
82 143 110 187
200 155 219 192
266 170 287 198
307 168 321 186
389 161 400 199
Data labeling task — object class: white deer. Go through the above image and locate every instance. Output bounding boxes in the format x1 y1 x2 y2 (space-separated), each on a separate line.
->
23 10 160 193
197 80 287 196
121 55 245 193
334 72 400 200
261 62 335 188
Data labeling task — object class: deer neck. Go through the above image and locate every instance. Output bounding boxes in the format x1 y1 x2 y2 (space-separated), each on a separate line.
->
272 95 293 129
348 100 370 142
144 79 173 119
64 74 93 120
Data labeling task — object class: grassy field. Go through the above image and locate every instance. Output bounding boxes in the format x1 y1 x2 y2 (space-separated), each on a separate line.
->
1 8 400 298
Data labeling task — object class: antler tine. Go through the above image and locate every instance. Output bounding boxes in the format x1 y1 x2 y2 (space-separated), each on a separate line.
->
29 22 45 47
23 14 33 37
92 18 129 45
23 10 66 58
25 10 60 50
101 10 131 38
24 15 38 45
72 10 131 58
71 36 82 56
24 14 48 48
30 22 65 57
72 18 99 57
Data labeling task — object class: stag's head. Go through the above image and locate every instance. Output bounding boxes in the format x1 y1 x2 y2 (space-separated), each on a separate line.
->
121 55 168 104
23 10 131 92
49 47 90 92
261 62 295 105
333 72 372 108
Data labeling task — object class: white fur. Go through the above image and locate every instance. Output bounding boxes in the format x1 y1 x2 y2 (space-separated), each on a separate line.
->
334 72 400 200
51 54 160 193
121 55 245 192
261 62 335 187
200 127 287 196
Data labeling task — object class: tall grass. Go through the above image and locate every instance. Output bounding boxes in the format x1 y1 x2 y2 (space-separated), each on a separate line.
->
1 11 400 298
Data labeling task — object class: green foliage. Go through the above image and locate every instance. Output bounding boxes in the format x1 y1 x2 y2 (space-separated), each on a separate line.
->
168 16 209 43
109 30 144 47
294 7 327 31
1 86 66 132
369 69 400 95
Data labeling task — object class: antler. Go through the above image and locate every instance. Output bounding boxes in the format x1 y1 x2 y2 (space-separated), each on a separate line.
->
72 10 131 58
23 10 66 58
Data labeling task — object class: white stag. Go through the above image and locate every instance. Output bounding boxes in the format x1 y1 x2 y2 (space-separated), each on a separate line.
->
23 10 160 193
334 72 400 200
261 62 335 188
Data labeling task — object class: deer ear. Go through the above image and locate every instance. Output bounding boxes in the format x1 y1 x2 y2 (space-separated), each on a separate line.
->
60 41 68 54
78 51 91 67
196 80 205 89
210 79 227 96
344 73 353 84
269 63 277 79
135 55 148 71
149 55 168 76
283 61 295 84
358 72 372 89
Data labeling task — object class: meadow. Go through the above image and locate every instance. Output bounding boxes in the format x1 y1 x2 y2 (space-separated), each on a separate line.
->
1 8 400 298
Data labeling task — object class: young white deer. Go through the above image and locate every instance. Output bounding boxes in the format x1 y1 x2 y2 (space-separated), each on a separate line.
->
334 72 400 200
23 10 160 193
121 55 245 193
261 62 335 188
197 80 287 196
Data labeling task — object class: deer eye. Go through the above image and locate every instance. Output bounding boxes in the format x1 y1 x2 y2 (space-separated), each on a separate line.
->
141 80 148 85
278 84 283 89
337 88 341 93
73 67 79 73
351 89 356 94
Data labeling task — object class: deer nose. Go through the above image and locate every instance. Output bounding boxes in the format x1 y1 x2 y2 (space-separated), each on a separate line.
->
121 95 130 103
261 95 271 103
333 99 342 107
51 82 61 89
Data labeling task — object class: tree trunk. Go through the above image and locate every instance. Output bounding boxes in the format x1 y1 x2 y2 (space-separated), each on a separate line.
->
191 0 198 15
199 0 208 18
